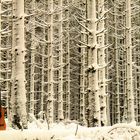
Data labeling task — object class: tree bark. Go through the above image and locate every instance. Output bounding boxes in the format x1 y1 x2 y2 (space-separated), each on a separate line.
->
125 0 135 122
11 0 27 128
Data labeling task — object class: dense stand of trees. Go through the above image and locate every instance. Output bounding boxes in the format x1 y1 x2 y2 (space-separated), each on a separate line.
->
0 0 140 128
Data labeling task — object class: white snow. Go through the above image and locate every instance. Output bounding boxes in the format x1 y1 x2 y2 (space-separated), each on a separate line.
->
1 0 12 2
0 119 140 140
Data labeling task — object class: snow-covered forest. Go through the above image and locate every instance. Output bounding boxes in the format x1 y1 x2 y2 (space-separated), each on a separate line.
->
0 0 140 139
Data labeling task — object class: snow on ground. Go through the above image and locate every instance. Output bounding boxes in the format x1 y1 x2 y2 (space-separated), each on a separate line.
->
0 123 108 140
0 119 140 140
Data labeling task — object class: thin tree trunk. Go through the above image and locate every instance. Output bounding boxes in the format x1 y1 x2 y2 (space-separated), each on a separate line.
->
97 0 107 126
79 1 87 124
58 0 64 121
66 0 71 120
47 0 54 123
30 0 35 115
126 0 135 122
40 0 46 117
114 3 120 123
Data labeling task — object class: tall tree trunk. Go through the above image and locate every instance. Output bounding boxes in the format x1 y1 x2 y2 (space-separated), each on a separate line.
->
97 0 107 126
87 0 101 127
63 0 71 120
47 0 54 123
114 2 120 123
126 0 135 122
58 0 64 121
40 0 46 117
79 0 87 125
11 0 27 128
29 0 35 115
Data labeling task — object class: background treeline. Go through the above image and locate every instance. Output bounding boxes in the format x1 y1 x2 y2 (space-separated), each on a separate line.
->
0 0 140 128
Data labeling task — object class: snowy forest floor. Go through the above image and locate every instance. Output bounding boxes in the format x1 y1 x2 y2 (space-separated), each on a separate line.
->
0 118 140 140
